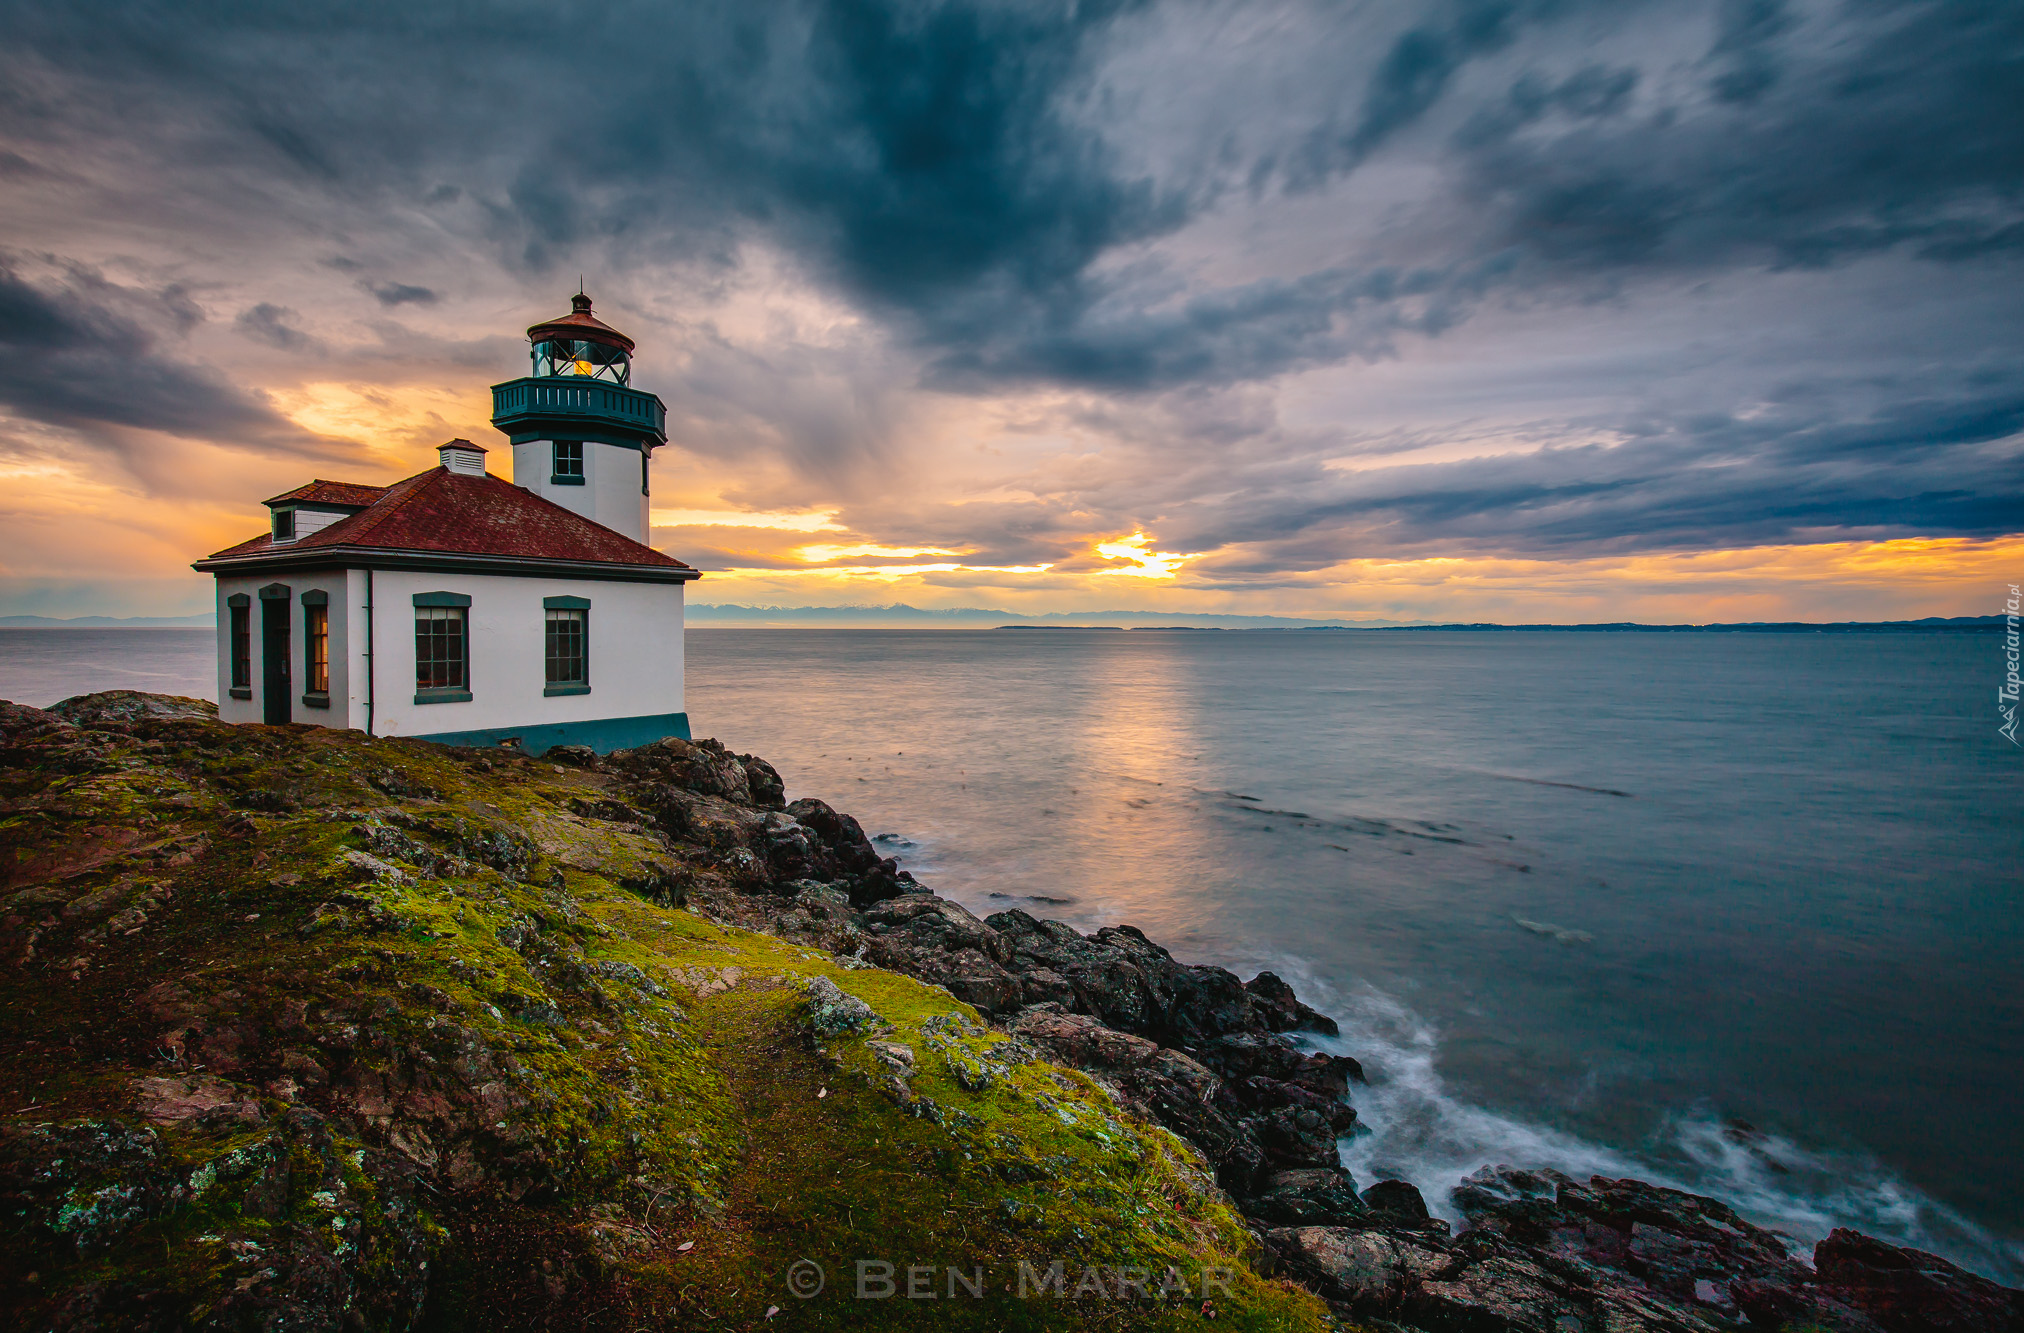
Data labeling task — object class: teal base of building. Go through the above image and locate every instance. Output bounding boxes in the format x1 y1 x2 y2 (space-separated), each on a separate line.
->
411 711 691 756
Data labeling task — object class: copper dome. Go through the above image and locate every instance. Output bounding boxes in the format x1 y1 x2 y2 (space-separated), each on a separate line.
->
525 292 635 354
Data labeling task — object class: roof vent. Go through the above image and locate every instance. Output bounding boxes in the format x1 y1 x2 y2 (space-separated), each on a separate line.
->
438 439 489 477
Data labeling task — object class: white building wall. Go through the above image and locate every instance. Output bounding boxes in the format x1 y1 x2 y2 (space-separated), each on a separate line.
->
211 569 350 727
364 569 684 745
212 565 686 752
508 438 651 543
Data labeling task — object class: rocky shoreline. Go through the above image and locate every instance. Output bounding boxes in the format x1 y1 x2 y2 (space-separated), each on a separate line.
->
593 731 2023 1333
2 694 2020 1331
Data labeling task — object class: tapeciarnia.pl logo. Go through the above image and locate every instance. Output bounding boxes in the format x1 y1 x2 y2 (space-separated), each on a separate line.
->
2002 583 2021 746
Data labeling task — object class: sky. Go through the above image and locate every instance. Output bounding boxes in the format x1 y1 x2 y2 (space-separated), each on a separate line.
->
1 0 2020 624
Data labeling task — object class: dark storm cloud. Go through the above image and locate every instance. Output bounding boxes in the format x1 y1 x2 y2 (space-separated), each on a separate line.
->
1277 0 1572 188
924 259 1491 389
4 0 2016 384
1447 0 2024 274
233 303 311 350
1 0 2020 560
1179 371 2024 564
364 282 439 308
0 258 315 450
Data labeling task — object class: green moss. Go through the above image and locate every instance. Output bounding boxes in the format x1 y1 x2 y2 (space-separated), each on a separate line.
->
0 718 1331 1332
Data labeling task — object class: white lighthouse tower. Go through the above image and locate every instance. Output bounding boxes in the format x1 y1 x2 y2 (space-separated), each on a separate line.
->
488 292 666 542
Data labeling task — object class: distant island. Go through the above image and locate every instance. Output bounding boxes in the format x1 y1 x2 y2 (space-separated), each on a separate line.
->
688 604 2006 632
1353 616 2003 633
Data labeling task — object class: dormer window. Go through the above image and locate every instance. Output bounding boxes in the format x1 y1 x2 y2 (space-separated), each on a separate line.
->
272 508 296 542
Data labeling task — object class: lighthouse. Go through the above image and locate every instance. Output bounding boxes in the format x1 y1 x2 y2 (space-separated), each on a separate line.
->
194 293 698 754
488 292 667 543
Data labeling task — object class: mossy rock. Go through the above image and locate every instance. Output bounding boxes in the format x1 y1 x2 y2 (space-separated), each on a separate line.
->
0 709 1331 1331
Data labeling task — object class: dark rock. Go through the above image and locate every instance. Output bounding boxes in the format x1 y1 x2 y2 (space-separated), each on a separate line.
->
545 744 600 769
1812 1228 2024 1333
0 698 74 744
1252 1104 1343 1169
1248 1167 1369 1226
983 909 1302 1047
609 735 755 803
803 975 875 1037
1245 971 1342 1036
47 691 219 725
1222 1074 1357 1134
739 752 787 808
860 897 1023 1013
1187 1032 1361 1098
568 795 642 823
1263 1225 1451 1305
1009 1004 1159 1070
0 1120 184 1256
1362 1178 1433 1224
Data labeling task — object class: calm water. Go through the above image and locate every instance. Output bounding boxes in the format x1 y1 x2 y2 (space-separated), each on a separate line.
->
5 626 2020 1280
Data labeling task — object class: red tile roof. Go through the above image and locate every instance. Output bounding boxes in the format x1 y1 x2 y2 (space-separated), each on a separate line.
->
204 466 695 572
264 478 390 508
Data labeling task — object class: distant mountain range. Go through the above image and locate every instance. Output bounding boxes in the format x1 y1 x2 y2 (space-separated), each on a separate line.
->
0 614 215 628
2 607 2004 632
687 604 2006 632
1362 616 2005 633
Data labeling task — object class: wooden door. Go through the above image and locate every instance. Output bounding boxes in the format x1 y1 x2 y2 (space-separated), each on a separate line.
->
261 596 291 725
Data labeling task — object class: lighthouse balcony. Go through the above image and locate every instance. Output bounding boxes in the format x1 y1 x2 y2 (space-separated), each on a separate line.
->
490 377 667 446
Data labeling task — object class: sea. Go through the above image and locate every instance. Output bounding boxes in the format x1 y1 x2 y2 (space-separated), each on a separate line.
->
4 625 2020 1283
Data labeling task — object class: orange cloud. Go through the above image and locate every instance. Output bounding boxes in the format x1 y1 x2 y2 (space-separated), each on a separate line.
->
1093 531 1208 579
683 534 2024 623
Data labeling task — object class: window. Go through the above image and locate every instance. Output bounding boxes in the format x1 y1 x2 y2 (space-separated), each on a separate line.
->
272 508 295 541
305 603 329 694
230 602 251 693
545 608 587 689
641 449 649 496
415 606 467 690
552 440 584 483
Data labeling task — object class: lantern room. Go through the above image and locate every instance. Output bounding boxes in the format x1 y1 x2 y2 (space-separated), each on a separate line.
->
526 291 635 384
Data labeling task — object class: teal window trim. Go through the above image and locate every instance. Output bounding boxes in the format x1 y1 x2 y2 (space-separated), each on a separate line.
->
259 582 291 600
301 692 331 709
415 603 469 697
544 603 588 690
549 474 586 486
302 596 330 695
272 508 295 541
228 594 253 698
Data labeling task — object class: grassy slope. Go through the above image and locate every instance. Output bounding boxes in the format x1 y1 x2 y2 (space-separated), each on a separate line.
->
0 712 1332 1332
